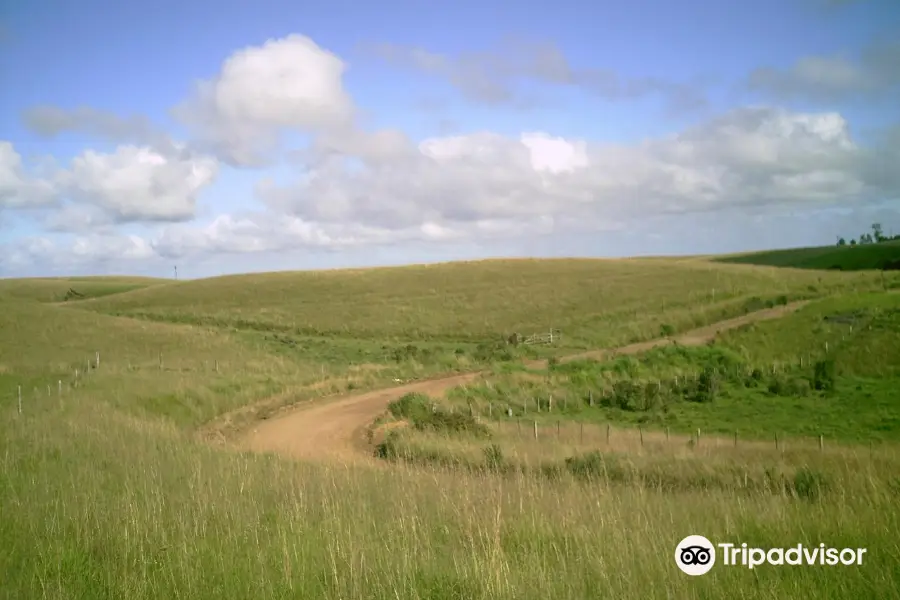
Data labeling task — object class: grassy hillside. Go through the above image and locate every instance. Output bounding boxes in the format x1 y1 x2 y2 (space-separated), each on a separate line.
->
0 275 168 303
2 258 899 599
717 240 900 271
77 258 894 349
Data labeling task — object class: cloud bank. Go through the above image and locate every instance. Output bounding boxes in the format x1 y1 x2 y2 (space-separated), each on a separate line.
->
3 33 898 276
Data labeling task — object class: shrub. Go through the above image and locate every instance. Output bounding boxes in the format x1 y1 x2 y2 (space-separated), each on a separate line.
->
660 323 675 337
388 392 433 421
692 367 719 403
374 431 402 461
813 359 836 392
611 380 643 411
768 376 811 397
414 411 491 437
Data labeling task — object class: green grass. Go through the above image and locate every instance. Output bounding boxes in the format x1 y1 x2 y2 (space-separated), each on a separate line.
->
76 258 896 349
717 240 900 272
4 396 900 600
2 259 900 599
0 275 168 303
429 292 900 444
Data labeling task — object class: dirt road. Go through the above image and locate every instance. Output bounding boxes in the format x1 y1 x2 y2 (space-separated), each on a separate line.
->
237 301 806 463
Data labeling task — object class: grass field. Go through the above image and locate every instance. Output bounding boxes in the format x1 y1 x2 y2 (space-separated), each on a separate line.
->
2 258 900 599
717 240 900 271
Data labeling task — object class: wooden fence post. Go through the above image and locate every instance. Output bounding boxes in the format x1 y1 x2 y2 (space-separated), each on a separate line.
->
533 421 538 440
58 380 62 396
580 422 584 444
215 360 219 373
589 390 594 407
159 353 163 371
818 434 823 451
666 426 670 441
639 426 643 446
96 351 100 369
47 384 51 397
548 395 553 412
17 385 22 414
696 428 701 447
606 423 610 444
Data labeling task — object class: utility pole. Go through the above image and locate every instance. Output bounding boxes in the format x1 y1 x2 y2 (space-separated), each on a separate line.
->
174 265 178 280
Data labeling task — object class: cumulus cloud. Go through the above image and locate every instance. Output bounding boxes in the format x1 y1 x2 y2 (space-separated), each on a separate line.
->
7 31 900 277
367 38 709 113
748 39 900 101
1 140 217 227
173 34 355 166
0 141 58 210
58 145 218 223
255 106 889 240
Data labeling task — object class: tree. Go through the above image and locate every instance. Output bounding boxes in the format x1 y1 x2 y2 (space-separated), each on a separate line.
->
872 223 886 243
837 237 846 246
850 239 857 246
859 233 874 245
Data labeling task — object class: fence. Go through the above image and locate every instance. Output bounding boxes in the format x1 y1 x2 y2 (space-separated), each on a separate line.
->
521 328 562 346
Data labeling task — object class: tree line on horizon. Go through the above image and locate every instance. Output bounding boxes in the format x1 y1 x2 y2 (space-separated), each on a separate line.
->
836 223 898 247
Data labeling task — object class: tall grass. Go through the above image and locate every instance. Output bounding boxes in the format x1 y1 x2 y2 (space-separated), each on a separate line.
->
3 396 898 599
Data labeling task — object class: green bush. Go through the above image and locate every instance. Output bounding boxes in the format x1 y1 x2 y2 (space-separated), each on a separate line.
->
388 392 433 421
813 359 836 392
691 367 719 403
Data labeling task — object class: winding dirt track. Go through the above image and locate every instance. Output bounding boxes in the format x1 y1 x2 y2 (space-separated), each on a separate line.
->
237 302 807 463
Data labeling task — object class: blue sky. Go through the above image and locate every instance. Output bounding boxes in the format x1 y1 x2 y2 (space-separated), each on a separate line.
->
1 0 899 278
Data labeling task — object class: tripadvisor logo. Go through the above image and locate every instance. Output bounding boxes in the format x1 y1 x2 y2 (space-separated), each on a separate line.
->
675 535 867 575
675 535 716 576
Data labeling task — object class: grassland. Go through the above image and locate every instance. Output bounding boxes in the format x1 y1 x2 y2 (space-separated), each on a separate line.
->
2 258 900 599
0 275 168 303
717 239 900 271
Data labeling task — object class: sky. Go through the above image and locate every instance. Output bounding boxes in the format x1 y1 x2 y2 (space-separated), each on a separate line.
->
1 0 899 279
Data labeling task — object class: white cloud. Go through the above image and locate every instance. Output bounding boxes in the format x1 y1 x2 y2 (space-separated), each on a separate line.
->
6 31 900 277
0 233 156 272
255 106 887 237
173 34 355 166
58 145 218 223
0 141 58 210
150 212 565 260
1 140 218 227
